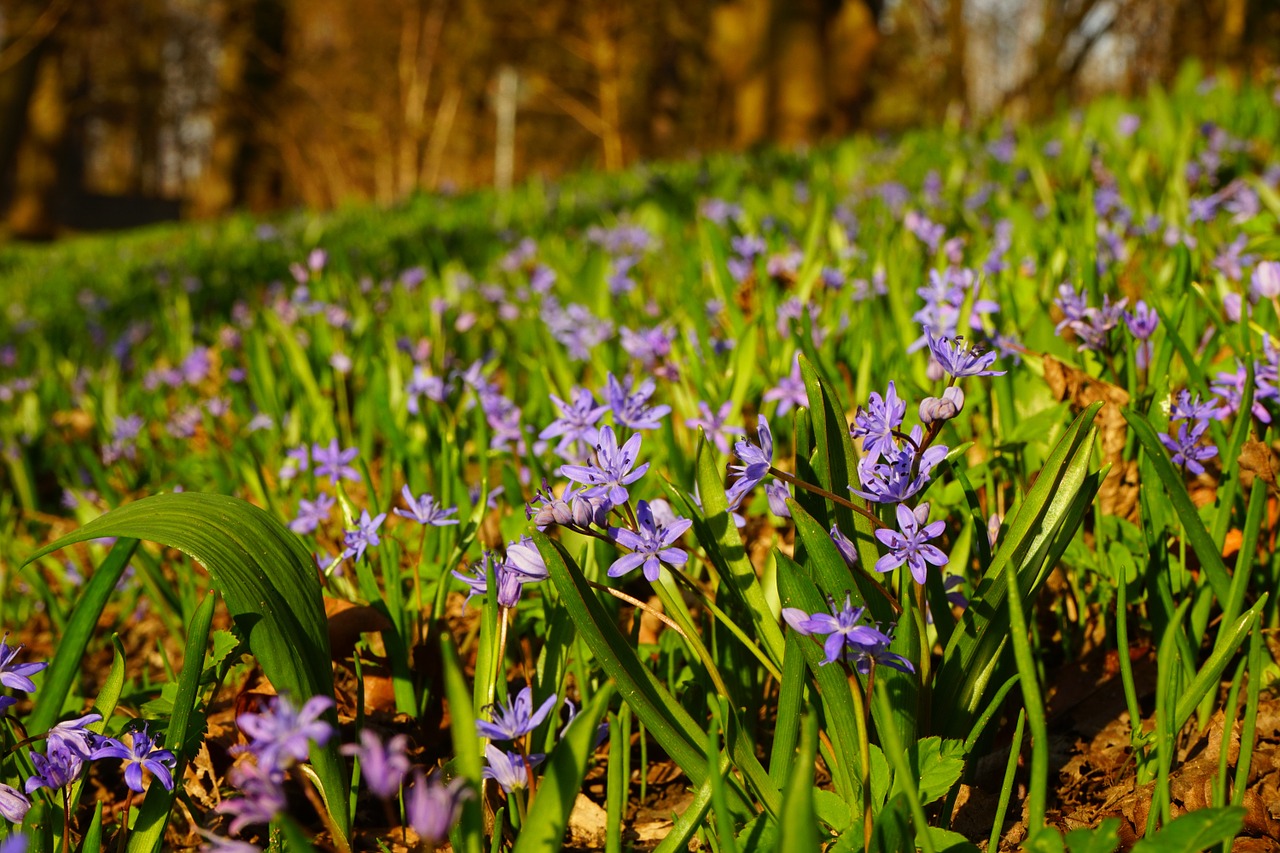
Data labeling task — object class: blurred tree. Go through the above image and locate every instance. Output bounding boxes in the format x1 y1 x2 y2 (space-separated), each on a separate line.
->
1 0 1278 234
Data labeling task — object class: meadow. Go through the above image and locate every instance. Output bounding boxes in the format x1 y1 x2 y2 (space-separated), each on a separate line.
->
1 66 1279 852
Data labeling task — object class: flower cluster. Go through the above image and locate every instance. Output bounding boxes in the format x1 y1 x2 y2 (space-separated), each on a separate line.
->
1160 390 1220 476
210 695 335 842
1 634 176 830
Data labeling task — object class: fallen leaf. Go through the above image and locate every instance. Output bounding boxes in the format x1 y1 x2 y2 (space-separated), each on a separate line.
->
1043 356 1135 519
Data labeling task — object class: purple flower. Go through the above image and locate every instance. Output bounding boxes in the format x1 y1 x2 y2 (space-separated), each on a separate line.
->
0 783 30 823
24 742 85 794
0 696 14 717
781 595 915 674
279 445 309 481
482 744 538 793
312 439 361 484
342 510 386 562
726 416 773 510
0 634 46 693
560 426 649 506
452 553 527 610
905 211 945 252
237 695 334 773
765 482 792 518
762 356 808 416
1253 261 1280 300
1072 295 1129 352
873 503 949 584
289 493 335 535
620 325 674 368
405 772 469 846
0 834 26 853
1159 420 1219 476
926 331 1005 377
686 401 745 456
197 831 261 853
406 367 449 415
341 730 411 800
830 525 859 569
394 485 459 527
1054 284 1090 334
216 761 286 835
476 686 557 741
1170 390 1222 422
47 713 103 759
605 374 670 431
851 382 906 455
851 426 948 504
1212 362 1274 424
607 500 692 582
504 536 549 582
90 724 176 793
1124 299 1160 369
540 388 608 462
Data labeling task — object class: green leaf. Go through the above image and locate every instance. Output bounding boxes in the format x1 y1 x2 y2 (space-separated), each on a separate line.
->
1130 806 1244 853
1064 818 1121 853
933 403 1101 739
74 804 104 853
889 737 964 806
25 538 139 734
129 591 216 853
776 714 821 853
24 493 349 842
514 686 614 853
685 433 786 667
922 827 981 853
442 633 484 853
775 551 860 806
533 532 749 813
1123 408 1232 605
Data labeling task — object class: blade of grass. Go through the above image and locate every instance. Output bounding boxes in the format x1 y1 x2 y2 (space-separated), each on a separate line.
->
128 591 217 853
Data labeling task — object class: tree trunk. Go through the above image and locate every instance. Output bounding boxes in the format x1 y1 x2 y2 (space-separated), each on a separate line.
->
6 37 67 238
0 0 57 212
188 0 285 218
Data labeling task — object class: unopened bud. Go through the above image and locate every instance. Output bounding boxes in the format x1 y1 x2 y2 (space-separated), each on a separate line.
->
919 386 965 424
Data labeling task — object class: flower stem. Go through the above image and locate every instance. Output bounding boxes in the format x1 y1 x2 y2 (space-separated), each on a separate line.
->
768 468 885 529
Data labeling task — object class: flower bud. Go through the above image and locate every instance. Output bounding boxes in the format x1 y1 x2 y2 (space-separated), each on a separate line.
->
919 386 965 424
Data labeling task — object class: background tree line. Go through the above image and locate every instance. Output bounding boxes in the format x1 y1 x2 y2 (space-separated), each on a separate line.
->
0 0 1275 239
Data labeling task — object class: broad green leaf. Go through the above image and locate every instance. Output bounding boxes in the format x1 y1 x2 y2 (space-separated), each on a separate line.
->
922 827 981 853
1130 806 1244 853
514 686 614 853
129 591 216 853
889 737 965 806
933 403 1101 739
24 493 349 842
